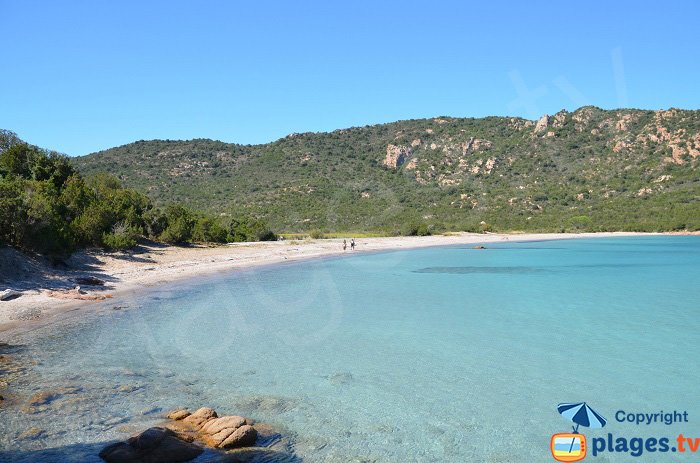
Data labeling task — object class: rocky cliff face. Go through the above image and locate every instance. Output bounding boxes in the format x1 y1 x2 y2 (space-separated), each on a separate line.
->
383 144 413 168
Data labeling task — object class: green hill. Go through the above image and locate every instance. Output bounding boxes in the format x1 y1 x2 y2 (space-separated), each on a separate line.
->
74 107 700 233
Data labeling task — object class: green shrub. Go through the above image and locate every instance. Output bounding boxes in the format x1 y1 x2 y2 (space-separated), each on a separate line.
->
256 228 277 241
400 221 431 236
416 223 431 236
224 217 277 242
144 209 168 238
72 202 114 246
192 217 228 243
102 222 139 250
569 215 593 231
309 229 325 239
160 217 192 244
159 205 195 244
479 222 493 233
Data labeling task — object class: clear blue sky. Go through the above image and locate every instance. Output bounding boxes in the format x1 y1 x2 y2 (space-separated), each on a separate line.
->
1 0 699 156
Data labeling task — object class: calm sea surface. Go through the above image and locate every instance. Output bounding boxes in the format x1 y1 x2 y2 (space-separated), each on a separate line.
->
2 237 700 462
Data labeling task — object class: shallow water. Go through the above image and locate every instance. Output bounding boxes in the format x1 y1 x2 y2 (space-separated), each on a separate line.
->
2 236 700 462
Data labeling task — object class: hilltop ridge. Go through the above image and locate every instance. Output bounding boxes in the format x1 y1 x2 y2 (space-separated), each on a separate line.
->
70 107 700 233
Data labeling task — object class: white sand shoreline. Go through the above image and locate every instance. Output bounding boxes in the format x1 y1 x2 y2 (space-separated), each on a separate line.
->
0 232 674 339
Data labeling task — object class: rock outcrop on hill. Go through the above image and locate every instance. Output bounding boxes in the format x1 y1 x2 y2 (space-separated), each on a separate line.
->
383 144 413 168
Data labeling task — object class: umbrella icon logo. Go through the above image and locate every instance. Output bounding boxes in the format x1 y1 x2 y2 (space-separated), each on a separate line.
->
551 402 607 462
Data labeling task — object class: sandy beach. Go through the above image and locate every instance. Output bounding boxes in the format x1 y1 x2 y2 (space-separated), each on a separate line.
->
0 232 662 337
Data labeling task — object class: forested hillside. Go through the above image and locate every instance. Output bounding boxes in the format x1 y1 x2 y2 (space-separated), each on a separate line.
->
74 107 700 234
0 130 275 257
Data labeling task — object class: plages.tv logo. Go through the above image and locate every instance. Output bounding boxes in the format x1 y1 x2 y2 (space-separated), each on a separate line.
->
551 402 607 462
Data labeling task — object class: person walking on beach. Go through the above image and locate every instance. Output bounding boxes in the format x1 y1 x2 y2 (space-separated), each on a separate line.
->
343 239 347 251
350 238 355 251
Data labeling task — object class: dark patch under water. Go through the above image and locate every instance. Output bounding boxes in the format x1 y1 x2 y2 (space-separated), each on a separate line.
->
562 263 657 269
460 246 566 250
413 266 548 274
414 262 660 274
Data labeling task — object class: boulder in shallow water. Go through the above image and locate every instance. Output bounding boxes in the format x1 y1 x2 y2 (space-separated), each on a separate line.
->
201 415 246 435
200 416 256 448
166 407 259 449
182 407 217 429
166 409 191 420
100 407 285 462
219 424 257 449
99 426 203 463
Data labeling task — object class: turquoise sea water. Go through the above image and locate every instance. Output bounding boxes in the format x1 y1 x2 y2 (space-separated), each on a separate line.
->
2 236 700 462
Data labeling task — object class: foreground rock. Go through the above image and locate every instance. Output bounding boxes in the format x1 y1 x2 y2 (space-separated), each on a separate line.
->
99 427 203 463
101 407 265 463
74 276 106 286
0 289 21 301
174 407 257 449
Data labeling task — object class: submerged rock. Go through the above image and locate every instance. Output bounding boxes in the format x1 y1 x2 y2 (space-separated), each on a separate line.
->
28 391 58 406
327 372 353 385
24 385 83 411
236 395 298 414
116 384 143 394
18 427 46 440
140 406 163 416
